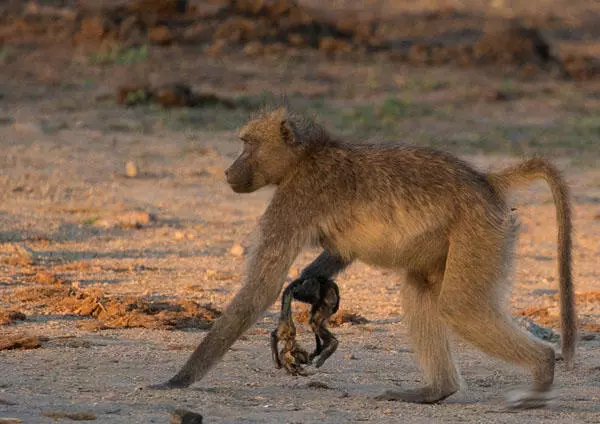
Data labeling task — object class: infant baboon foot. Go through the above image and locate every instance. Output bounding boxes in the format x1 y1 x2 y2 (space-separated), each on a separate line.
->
375 386 457 404
506 387 555 409
312 338 339 368
281 346 311 376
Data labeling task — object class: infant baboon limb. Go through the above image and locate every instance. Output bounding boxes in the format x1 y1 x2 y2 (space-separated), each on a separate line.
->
271 276 340 375
150 107 575 409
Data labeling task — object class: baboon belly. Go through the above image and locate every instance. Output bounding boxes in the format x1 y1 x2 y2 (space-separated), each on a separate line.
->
321 222 449 271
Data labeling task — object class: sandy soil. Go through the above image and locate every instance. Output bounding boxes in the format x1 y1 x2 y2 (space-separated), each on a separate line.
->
1 1 600 423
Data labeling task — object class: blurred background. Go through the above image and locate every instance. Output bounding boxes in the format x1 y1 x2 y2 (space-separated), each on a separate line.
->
1 0 600 159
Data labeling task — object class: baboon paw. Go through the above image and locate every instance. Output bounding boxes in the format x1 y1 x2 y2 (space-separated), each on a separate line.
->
506 388 554 409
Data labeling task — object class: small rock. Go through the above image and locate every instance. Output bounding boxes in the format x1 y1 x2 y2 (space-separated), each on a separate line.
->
344 353 358 360
517 317 557 341
229 243 245 257
125 160 138 178
171 408 203 424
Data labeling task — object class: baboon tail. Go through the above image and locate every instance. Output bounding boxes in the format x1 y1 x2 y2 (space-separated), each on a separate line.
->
488 158 576 368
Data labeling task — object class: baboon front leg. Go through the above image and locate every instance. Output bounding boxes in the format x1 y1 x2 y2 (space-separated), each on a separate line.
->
376 272 460 404
438 225 555 409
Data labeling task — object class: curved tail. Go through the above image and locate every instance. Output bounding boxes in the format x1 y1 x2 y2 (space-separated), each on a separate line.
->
488 158 576 368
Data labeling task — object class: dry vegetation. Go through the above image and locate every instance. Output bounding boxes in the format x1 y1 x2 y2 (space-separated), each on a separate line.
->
0 0 599 423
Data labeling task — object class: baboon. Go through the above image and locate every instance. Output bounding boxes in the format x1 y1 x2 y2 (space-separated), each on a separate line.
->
270 276 340 375
150 107 575 408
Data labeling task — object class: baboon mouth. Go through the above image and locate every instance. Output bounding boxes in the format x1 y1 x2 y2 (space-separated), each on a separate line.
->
228 182 254 193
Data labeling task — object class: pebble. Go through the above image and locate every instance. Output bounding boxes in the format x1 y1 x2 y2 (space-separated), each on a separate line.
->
125 160 138 178
229 243 245 257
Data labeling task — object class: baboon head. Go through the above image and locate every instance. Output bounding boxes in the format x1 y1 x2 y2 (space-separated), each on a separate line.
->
225 107 326 193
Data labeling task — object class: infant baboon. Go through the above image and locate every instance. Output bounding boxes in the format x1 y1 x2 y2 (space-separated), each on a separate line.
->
151 107 575 409
270 276 340 375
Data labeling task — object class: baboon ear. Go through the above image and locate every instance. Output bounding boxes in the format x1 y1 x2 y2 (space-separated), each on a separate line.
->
280 119 298 146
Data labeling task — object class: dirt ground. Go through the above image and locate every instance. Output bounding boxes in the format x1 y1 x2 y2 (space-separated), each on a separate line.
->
1 1 600 423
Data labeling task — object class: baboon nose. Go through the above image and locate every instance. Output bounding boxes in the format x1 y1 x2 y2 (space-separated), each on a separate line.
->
224 168 230 178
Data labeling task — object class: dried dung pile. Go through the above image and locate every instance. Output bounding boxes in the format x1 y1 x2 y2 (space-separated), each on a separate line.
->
0 334 43 351
4 270 221 331
517 290 600 333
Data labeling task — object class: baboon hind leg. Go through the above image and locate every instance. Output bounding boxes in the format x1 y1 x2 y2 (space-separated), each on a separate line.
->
439 222 555 409
376 271 460 404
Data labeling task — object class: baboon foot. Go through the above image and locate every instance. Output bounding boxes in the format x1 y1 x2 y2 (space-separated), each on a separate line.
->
375 386 457 404
506 387 555 409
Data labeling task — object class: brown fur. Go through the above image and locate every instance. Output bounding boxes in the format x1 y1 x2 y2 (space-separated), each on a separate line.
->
150 107 576 408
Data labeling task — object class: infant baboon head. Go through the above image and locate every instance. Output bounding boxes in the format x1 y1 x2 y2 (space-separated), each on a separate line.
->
225 107 327 193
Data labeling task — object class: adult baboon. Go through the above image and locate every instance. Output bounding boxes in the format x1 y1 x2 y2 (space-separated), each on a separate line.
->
151 107 575 408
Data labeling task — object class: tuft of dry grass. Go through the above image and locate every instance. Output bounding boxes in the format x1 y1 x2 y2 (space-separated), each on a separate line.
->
6 274 221 331
0 335 43 351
